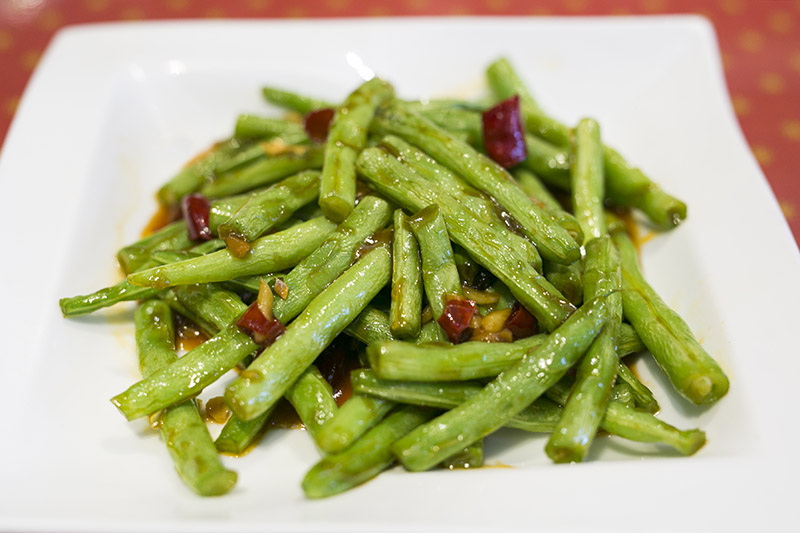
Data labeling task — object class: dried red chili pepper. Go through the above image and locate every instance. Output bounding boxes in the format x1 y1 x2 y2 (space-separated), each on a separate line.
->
304 108 335 143
437 298 477 344
181 193 213 241
505 302 539 339
482 94 527 168
236 303 286 346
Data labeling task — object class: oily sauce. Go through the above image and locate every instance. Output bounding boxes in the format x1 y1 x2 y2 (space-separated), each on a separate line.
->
141 204 179 237
174 317 209 352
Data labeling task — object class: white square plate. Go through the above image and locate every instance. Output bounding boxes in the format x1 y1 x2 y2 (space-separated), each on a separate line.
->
1 17 799 532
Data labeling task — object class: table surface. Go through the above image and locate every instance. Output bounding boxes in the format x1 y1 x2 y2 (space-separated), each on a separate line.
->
1 0 798 243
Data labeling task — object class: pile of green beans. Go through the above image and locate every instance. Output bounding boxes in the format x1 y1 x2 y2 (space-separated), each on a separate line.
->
60 58 726 499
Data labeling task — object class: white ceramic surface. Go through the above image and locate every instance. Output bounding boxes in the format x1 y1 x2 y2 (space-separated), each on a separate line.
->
0 17 798 532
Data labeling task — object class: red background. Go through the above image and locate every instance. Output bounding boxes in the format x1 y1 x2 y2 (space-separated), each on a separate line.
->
1 0 798 242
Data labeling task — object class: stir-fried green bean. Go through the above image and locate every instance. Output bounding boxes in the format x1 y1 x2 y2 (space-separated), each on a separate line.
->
389 210 423 338
614 231 729 405
487 57 687 229
62 59 724 500
319 78 394 221
225 247 392 421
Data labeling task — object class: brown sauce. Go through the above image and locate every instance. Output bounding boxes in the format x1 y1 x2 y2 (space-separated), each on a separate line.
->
141 204 179 237
315 336 362 406
616 208 650 254
268 399 304 429
355 227 394 260
175 319 208 352
204 396 231 424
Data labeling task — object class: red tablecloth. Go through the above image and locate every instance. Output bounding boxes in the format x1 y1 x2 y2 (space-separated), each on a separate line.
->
1 0 798 241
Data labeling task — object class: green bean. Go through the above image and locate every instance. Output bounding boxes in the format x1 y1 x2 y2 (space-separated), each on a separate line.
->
215 408 274 455
368 334 545 381
163 283 341 455
284 365 339 448
571 118 606 242
487 57 687 228
217 170 320 256
614 232 729 405
293 202 326 221
414 321 442 344
272 196 392 324
368 321 641 383
135 300 178 376
351 369 563 433
320 78 394 221
145 294 272 455
149 250 206 266
161 283 247 335
202 145 324 198
302 406 433 499
379 135 468 194
111 321 258 420
212 144 270 176
615 361 660 414
234 114 307 141
61 242 228 317
610 383 636 409
415 106 483 147
545 236 622 463
157 402 238 496
157 138 242 207
389 210 423 338
225 247 392 421
408 206 460 344
192 238 228 254
520 134 571 189
224 141 319 176
209 190 308 236
149 250 272 296
525 140 687 229
409 204 461 322
356 146 575 331
356 370 702 455
261 86 333 114
543 260 583 307
209 195 249 234
602 401 705 455
127 217 336 289
513 168 582 243
149 239 227 264
357 148 574 329
619 322 645 355
391 295 608 471
441 439 484 470
60 261 161 317
605 146 688 228
344 306 395 345
380 135 542 271
604 210 629 236
135 300 237 496
222 274 278 295
486 58 571 147
315 395 395 454
402 98 487 114
117 221 193 275
116 284 257 423
372 104 580 264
